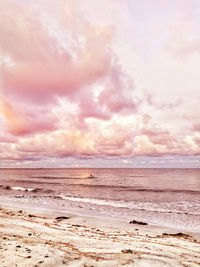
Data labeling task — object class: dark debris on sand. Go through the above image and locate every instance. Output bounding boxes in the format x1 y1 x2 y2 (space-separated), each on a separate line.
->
129 220 148 225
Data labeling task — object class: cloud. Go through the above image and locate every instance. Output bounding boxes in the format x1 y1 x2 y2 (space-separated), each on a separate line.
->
0 0 138 137
141 126 176 146
95 123 134 156
0 134 17 144
16 130 96 157
0 0 113 103
192 123 200 132
98 64 138 114
167 28 200 59
15 122 134 158
0 95 57 136
0 0 200 166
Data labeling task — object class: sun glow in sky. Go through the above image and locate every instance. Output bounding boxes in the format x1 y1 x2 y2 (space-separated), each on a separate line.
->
0 0 200 168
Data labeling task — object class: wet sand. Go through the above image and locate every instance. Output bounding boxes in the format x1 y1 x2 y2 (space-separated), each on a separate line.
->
0 205 200 267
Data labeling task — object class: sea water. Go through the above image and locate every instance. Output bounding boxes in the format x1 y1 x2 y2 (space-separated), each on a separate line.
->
0 168 200 232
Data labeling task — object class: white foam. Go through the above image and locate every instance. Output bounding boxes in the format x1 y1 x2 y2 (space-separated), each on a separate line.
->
59 195 200 215
12 187 34 192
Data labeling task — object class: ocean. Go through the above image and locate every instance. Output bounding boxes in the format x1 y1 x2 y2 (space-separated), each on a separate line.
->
0 168 200 232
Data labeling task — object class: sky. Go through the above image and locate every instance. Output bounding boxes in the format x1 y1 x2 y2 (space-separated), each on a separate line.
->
0 0 200 168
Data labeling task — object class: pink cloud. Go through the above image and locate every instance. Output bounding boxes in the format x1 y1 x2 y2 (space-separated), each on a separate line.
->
15 123 134 158
95 124 133 156
0 0 112 103
144 92 181 110
0 95 57 136
192 123 200 132
17 131 97 157
0 0 199 165
0 134 17 144
141 126 176 146
98 66 138 114
78 98 111 123
1 123 200 162
0 0 138 137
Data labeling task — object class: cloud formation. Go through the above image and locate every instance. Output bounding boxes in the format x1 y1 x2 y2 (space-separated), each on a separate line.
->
0 0 200 167
1 0 111 102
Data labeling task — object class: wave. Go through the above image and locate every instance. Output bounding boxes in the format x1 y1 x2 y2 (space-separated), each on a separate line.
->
120 188 200 194
61 184 200 195
7 180 61 185
58 195 200 216
31 176 88 180
0 184 53 193
0 187 199 216
12 186 34 192
1 182 200 195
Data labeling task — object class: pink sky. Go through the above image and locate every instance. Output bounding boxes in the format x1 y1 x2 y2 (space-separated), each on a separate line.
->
0 0 200 168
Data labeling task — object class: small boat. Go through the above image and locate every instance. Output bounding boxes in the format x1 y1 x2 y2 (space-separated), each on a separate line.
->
88 173 94 178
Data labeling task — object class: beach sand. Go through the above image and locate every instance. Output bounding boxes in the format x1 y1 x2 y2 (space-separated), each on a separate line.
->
0 205 200 267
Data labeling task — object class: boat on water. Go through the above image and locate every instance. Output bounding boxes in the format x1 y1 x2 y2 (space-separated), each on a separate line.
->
88 173 94 178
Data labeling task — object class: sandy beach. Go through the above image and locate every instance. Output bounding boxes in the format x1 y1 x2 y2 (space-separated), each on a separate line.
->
0 205 200 267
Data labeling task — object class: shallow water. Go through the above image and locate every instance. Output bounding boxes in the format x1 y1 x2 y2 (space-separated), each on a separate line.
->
0 168 200 232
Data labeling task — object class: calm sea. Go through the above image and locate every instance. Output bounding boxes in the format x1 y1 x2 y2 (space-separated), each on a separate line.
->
0 168 200 232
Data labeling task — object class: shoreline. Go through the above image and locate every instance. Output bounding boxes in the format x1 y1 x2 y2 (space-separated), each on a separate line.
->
1 198 200 235
0 204 200 266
